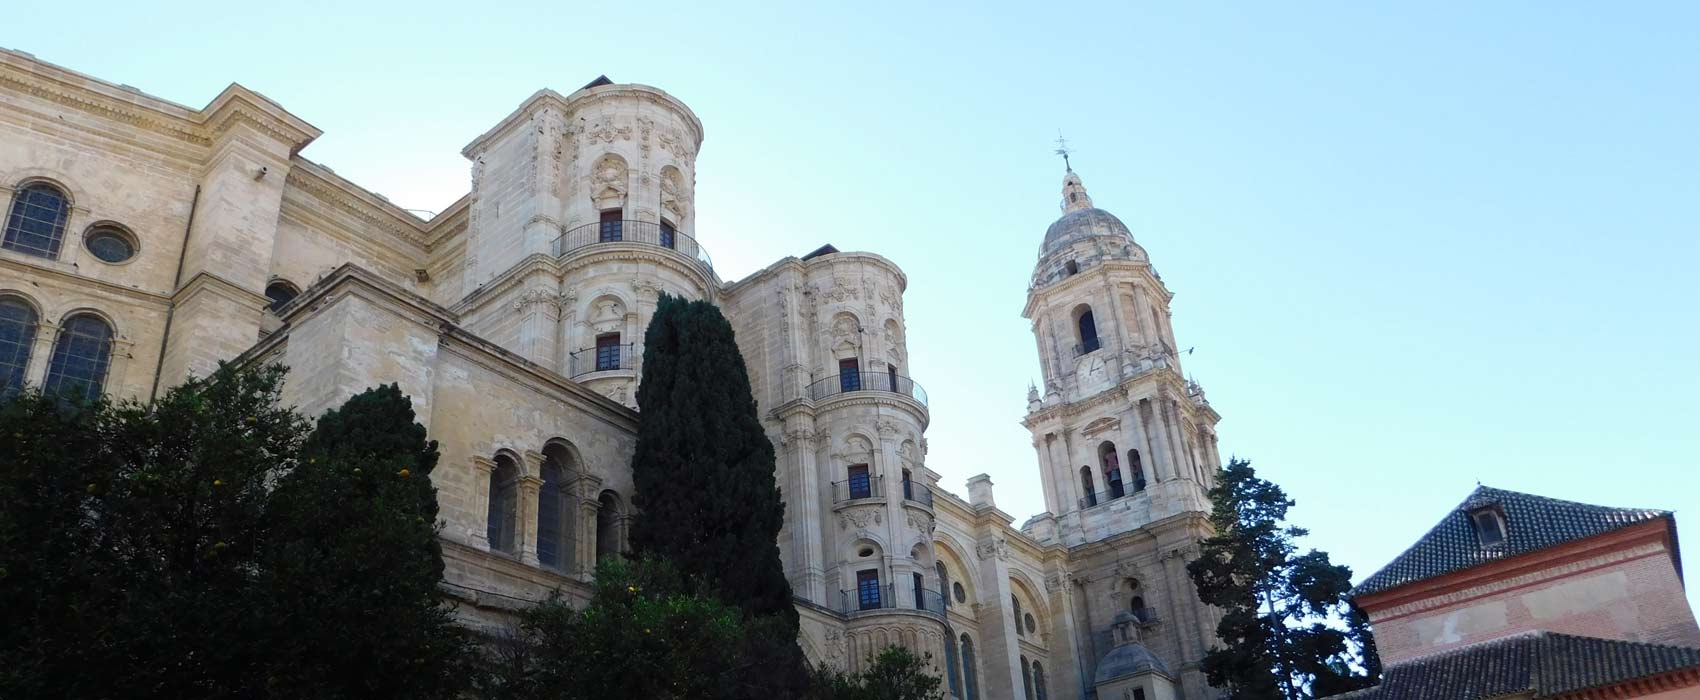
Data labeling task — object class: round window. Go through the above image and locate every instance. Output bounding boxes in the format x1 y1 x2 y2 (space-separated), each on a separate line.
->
1025 613 1037 633
84 226 136 263
857 547 874 558
265 281 300 313
952 581 966 603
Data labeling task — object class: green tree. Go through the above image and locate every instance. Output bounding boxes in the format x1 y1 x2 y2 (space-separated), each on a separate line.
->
259 383 471 698
627 294 807 694
806 646 946 700
486 556 749 700
0 365 308 698
1187 459 1378 699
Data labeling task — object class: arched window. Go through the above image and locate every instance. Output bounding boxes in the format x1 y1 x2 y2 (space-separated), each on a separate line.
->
960 634 979 700
1012 594 1024 636
486 455 520 553
1100 442 1124 500
536 445 575 570
596 491 621 561
1076 307 1100 354
0 297 38 397
1033 661 1048 700
3 182 71 259
1131 595 1148 621
43 313 112 403
265 280 300 313
1129 449 1147 492
936 561 949 609
944 630 962 697
1063 260 1078 276
1080 466 1097 508
1021 656 1033 699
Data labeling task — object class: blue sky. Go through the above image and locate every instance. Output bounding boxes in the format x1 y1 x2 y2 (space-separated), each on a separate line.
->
8 1 1696 603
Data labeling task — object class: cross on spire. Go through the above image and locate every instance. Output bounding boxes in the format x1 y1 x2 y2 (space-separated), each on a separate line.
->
1054 131 1073 171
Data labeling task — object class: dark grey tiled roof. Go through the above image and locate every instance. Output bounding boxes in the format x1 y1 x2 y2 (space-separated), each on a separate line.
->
1353 485 1669 597
1326 631 1700 700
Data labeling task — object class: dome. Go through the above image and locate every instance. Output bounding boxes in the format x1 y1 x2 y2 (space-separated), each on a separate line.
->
1094 640 1171 683
1042 207 1134 253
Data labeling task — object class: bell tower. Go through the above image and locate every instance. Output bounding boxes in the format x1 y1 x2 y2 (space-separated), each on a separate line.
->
1020 166 1222 544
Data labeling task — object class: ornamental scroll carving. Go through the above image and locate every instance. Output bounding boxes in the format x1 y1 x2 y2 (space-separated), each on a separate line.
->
838 507 882 530
975 538 1009 561
512 288 572 314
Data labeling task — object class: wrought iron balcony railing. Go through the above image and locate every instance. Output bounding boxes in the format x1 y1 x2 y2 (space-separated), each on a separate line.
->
902 481 934 509
838 584 947 619
832 475 884 503
806 371 928 406
552 219 713 272
568 343 634 378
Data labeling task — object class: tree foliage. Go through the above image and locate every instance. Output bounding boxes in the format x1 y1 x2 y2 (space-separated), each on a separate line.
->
806 647 946 700
1187 458 1380 699
627 294 807 694
0 366 468 699
481 556 749 700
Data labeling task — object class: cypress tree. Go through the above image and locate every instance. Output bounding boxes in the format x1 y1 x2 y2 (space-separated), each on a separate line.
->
628 294 806 694
260 383 470 698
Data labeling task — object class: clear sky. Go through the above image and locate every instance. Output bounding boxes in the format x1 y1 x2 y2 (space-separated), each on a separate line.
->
8 1 1696 604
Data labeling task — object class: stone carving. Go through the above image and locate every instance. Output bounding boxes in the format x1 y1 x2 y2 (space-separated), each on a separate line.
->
591 153 628 205
898 440 921 466
637 117 654 156
511 287 571 314
876 419 901 436
1081 415 1120 437
976 538 1008 561
824 279 858 303
629 277 660 298
1044 572 1065 593
830 313 860 341
906 510 935 535
839 507 881 530
660 166 686 218
658 127 692 161
878 283 902 313
590 298 625 334
587 117 631 144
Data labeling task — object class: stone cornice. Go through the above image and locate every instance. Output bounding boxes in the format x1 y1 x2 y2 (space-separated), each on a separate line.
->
283 159 432 251
1023 259 1170 319
173 270 271 309
0 254 172 307
0 48 320 156
460 83 704 159
811 392 929 429
557 245 719 292
1022 368 1196 427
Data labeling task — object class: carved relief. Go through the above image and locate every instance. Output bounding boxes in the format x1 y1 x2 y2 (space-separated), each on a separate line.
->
587 116 632 144
830 312 861 343
659 165 687 220
1081 415 1121 438
878 283 903 313
511 287 571 315
590 297 626 334
824 279 859 303
590 154 628 208
975 538 1009 561
838 507 882 530
905 510 935 535
876 419 901 436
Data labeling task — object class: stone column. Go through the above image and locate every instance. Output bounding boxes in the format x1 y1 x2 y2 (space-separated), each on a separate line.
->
107 337 136 401
1043 570 1086 700
22 320 56 386
470 456 495 549
516 474 545 566
572 473 604 579
972 536 1023 700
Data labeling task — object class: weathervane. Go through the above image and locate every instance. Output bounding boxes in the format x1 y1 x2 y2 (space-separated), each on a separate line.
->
1054 130 1072 170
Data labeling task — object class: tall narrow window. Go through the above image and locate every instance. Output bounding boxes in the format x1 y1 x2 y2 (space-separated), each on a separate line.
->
3 182 70 259
944 632 962 696
42 314 112 403
596 491 620 561
887 362 899 393
1080 467 1097 508
1131 595 1148 621
1063 260 1078 276
1077 308 1100 353
595 333 621 371
1129 449 1147 492
1012 594 1024 637
961 635 979 700
902 468 914 500
487 455 519 554
0 297 37 397
839 358 861 392
598 209 623 242
1102 443 1125 500
857 569 882 610
1133 689 1146 700
1021 656 1033 699
1033 662 1048 700
659 219 676 248
913 571 926 610
936 562 950 609
848 464 871 500
537 460 565 569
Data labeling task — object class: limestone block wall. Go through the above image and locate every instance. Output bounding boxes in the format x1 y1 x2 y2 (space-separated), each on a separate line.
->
271 163 430 295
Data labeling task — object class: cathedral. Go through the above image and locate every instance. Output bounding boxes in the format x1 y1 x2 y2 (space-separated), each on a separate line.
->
0 48 1225 700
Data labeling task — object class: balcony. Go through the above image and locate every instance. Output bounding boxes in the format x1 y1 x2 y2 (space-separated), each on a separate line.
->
832 475 884 503
902 481 934 509
807 371 928 406
551 219 713 273
839 584 947 619
568 343 634 378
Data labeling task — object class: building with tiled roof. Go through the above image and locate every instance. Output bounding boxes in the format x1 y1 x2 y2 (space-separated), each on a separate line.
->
1332 485 1700 699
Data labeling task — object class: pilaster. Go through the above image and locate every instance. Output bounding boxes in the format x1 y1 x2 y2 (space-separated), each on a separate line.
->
470 456 496 548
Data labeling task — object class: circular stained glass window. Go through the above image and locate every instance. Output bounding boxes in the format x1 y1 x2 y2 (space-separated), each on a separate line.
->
953 581 966 603
84 226 136 263
1025 612 1037 633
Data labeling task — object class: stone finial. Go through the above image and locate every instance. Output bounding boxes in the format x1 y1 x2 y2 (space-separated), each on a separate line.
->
967 473 996 509
1061 168 1094 213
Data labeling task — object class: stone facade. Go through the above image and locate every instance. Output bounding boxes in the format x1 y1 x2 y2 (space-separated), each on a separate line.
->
0 49 1227 700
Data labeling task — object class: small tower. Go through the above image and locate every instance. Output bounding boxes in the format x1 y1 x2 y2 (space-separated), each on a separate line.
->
1020 165 1225 699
